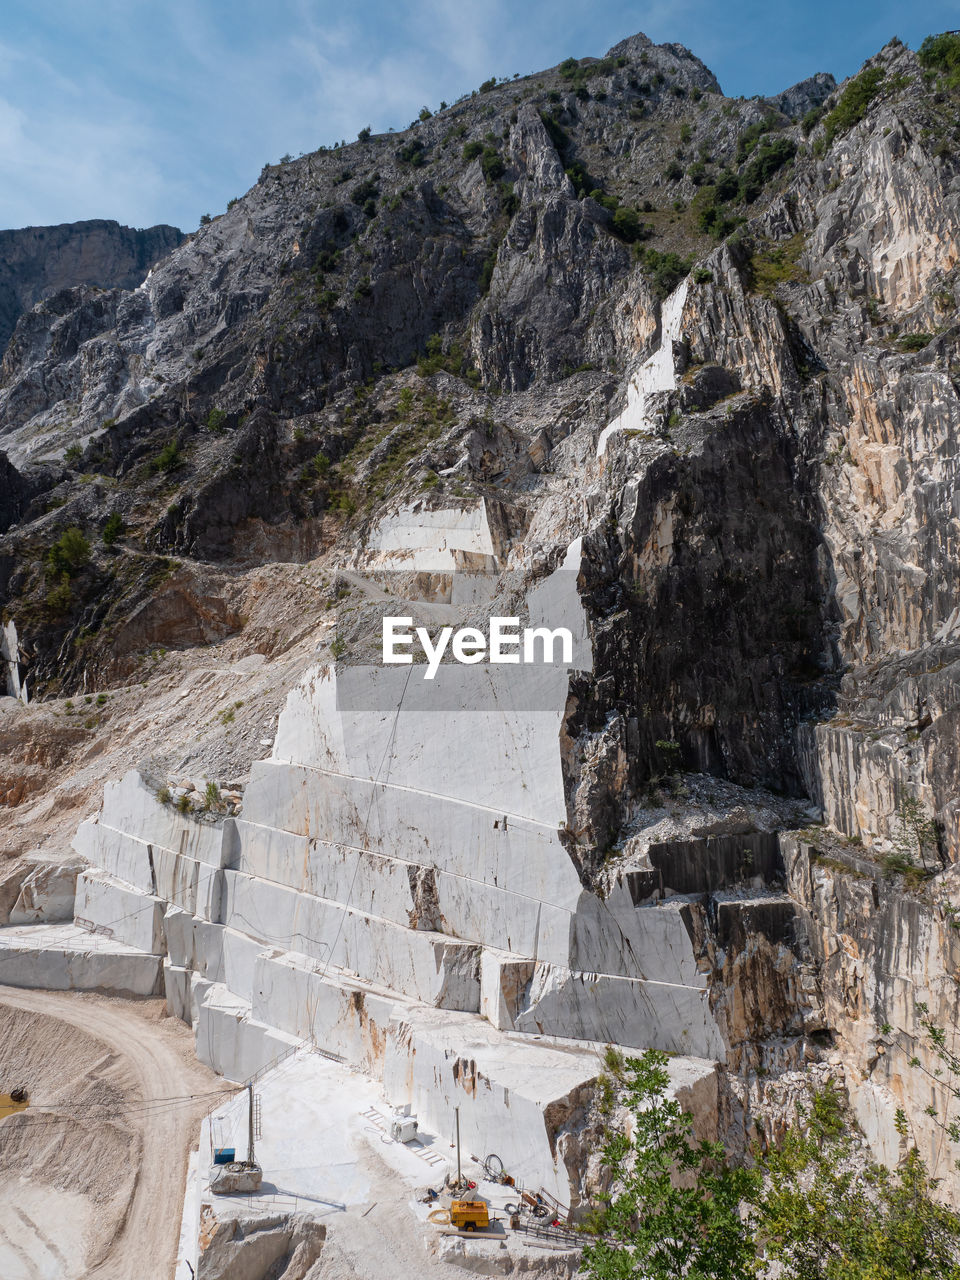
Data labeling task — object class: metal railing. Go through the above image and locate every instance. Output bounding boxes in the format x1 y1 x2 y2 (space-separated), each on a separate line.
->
512 1218 583 1248
243 1037 344 1089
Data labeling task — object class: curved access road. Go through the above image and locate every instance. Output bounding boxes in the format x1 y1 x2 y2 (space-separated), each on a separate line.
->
0 986 234 1280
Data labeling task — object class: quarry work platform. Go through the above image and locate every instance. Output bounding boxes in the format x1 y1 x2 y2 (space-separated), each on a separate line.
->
0 921 162 995
176 1042 703 1280
0 509 781 1260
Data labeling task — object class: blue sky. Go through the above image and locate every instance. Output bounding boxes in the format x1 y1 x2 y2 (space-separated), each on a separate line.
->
0 1 956 233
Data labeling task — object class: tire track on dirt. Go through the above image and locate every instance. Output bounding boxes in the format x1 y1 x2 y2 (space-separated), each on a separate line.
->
0 987 233 1280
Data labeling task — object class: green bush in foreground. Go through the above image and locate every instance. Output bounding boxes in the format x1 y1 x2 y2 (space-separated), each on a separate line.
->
581 1050 960 1280
756 1084 960 1279
581 1050 758 1280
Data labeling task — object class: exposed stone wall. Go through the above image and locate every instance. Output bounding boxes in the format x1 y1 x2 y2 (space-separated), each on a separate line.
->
2 31 960 1210
784 834 960 1199
0 219 182 355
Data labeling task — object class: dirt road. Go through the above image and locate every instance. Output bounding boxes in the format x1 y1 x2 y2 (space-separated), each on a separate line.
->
0 986 233 1280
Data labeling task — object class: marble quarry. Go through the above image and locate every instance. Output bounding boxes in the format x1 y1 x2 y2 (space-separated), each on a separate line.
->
596 279 688 456
0 501 793 1201
1 618 27 703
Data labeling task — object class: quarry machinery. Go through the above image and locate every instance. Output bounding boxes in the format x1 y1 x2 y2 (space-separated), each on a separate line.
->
211 1082 263 1194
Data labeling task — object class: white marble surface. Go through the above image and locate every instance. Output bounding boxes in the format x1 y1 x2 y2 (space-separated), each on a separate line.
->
382 1006 603 1204
221 869 480 1009
515 964 727 1059
74 869 166 954
597 278 689 457
82 769 226 866
16 511 734 1208
357 500 498 573
272 664 575 829
241 760 583 912
8 854 84 924
0 922 162 995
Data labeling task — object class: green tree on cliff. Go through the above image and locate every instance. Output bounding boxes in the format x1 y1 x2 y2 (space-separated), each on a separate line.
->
580 1049 759 1280
754 1083 960 1278
914 1001 960 1143
582 1053 960 1279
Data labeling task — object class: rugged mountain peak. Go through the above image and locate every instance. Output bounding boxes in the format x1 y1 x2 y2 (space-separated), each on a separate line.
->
605 32 722 92
1 25 960 1230
604 31 654 57
763 70 836 118
0 219 183 355
0 28 956 700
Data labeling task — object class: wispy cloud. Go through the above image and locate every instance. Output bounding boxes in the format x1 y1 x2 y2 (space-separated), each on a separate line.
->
0 0 945 231
0 43 172 228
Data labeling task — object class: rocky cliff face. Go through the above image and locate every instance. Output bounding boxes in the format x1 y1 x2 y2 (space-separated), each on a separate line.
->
0 219 183 356
1 30 959 1198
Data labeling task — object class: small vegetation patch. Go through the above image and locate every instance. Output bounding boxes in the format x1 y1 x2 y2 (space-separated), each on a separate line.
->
46 527 90 578
692 183 740 239
150 440 183 473
637 249 691 299
416 333 480 382
299 451 330 484
218 700 243 726
102 512 125 546
556 53 627 96
919 32 960 91
396 138 426 167
882 794 940 887
822 66 885 146
539 110 571 157
328 380 459 513
350 177 379 215
898 332 933 352
738 136 796 203
204 781 225 812
736 115 782 163
478 247 498 295
479 146 505 183
748 234 809 296
802 104 826 135
610 206 645 242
